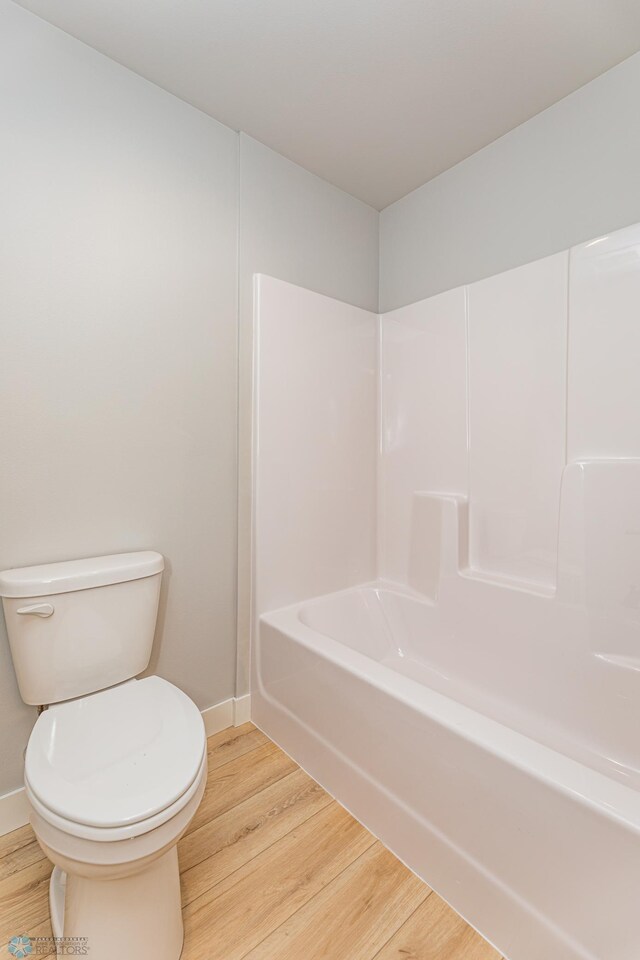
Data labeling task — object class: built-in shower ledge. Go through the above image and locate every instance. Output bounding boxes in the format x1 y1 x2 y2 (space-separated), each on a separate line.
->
459 567 555 599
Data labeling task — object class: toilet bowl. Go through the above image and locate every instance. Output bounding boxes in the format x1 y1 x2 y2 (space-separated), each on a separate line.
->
25 676 207 960
0 552 207 960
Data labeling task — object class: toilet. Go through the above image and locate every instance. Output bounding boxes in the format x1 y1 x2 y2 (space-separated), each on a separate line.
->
0 551 207 960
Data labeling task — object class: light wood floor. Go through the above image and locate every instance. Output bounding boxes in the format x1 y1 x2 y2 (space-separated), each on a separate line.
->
0 723 503 959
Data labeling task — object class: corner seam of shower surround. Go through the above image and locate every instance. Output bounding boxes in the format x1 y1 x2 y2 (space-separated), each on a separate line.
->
375 311 384 581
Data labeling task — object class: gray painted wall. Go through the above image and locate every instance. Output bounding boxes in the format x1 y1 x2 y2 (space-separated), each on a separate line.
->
0 2 239 795
379 52 640 311
235 134 379 696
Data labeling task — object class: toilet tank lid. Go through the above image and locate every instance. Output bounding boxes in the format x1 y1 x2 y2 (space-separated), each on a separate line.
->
0 551 164 598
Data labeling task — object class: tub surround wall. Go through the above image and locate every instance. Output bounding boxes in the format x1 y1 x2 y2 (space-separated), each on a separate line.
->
567 224 640 460
253 276 378 622
254 220 640 639
380 288 468 589
382 250 569 595
380 225 640 599
466 253 567 589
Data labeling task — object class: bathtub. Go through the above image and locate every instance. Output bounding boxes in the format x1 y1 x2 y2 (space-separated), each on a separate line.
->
253 578 640 960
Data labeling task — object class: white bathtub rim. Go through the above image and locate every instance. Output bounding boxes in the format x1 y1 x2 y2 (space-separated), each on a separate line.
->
259 598 640 836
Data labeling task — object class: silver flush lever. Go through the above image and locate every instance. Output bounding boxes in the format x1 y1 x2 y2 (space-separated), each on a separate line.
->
16 603 54 618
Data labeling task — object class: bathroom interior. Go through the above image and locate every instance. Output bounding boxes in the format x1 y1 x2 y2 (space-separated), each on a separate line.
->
1 2 640 959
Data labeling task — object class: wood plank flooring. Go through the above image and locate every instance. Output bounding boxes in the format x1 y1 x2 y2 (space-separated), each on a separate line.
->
0 723 503 959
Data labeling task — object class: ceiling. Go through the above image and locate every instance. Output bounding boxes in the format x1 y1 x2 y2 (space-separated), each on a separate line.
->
14 0 640 209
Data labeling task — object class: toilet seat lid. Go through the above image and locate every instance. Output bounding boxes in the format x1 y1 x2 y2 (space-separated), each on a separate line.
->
25 677 206 829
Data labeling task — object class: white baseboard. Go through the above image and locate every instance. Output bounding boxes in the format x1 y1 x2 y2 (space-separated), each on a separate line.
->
233 693 252 726
201 693 252 736
0 787 31 837
0 693 252 837
201 697 235 735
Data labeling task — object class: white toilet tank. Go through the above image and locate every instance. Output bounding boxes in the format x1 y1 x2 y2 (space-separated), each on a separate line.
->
0 551 164 705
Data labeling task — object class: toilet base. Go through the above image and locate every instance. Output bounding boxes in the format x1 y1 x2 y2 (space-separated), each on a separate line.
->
49 866 66 938
53 845 184 960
